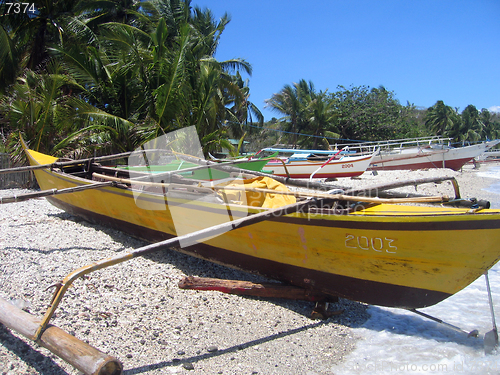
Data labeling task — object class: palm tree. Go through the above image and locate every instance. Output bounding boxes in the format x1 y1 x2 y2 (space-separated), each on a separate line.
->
265 83 305 147
2 0 257 157
51 2 253 153
425 100 458 136
306 89 337 148
457 105 483 143
266 79 337 148
224 72 263 139
0 65 83 161
0 25 18 94
480 109 500 140
0 0 82 71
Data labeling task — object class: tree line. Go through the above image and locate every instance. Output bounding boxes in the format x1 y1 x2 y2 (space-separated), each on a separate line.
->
1 0 499 162
260 80 500 150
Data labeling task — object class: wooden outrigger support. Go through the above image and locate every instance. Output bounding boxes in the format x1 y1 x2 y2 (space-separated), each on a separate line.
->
33 200 317 339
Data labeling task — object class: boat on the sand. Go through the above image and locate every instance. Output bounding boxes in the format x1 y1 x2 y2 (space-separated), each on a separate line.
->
335 137 500 171
18 140 500 310
370 140 499 171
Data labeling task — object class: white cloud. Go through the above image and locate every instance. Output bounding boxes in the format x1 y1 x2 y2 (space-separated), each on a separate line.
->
488 105 500 113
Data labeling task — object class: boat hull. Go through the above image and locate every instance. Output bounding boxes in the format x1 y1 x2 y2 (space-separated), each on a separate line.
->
265 153 374 179
42 195 452 308
23 148 500 309
370 142 492 171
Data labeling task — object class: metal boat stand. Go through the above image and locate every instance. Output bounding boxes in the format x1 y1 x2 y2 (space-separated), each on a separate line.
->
484 271 499 354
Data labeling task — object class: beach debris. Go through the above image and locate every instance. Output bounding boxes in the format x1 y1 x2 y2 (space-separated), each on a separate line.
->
310 302 344 320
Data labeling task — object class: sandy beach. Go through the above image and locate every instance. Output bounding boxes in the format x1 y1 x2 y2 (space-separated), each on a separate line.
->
1 162 499 375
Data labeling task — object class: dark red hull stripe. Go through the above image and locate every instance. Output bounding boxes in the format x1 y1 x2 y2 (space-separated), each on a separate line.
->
47 197 451 309
272 171 364 179
270 215 500 231
369 157 473 171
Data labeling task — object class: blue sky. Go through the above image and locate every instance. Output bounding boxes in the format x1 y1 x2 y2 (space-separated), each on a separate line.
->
194 0 500 121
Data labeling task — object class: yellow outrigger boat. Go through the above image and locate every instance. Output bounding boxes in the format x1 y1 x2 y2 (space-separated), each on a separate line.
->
1 136 500 374
18 140 500 310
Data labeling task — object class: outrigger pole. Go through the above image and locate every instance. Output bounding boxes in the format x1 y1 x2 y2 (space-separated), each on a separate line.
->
0 297 122 375
408 308 479 338
0 151 136 174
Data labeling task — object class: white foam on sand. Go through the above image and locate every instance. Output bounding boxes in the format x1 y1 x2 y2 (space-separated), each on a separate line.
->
332 263 500 374
479 166 500 199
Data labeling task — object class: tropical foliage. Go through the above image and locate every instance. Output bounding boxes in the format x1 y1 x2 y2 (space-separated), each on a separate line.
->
265 82 429 148
0 0 262 159
425 102 500 143
262 81 500 149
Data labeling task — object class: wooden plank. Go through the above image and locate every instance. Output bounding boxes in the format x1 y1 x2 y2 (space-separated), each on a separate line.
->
178 276 335 302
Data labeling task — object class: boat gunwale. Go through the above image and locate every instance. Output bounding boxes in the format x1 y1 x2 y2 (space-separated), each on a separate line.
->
23 145 500 224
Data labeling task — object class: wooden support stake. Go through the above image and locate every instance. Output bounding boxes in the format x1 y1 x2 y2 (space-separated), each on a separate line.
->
178 276 335 302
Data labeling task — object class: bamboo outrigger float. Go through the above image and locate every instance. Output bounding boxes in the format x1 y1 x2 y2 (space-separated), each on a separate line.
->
1 129 500 373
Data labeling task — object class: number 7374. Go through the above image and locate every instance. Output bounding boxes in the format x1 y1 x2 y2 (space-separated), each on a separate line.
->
5 3 36 14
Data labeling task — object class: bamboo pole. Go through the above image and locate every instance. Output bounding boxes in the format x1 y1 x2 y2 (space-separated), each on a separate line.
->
345 176 460 198
0 181 116 204
32 199 317 341
214 185 449 204
0 151 136 175
170 154 459 202
92 172 450 205
92 173 215 194
0 297 122 375
7 143 477 208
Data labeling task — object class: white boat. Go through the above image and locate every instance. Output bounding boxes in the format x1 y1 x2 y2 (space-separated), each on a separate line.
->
476 148 500 161
369 140 500 171
324 137 500 171
256 147 376 179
